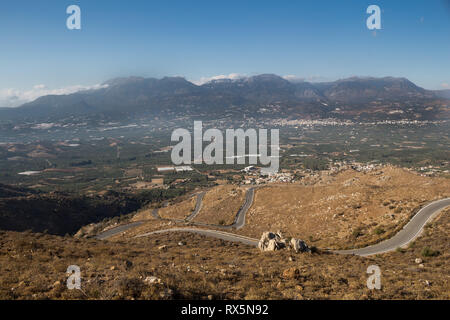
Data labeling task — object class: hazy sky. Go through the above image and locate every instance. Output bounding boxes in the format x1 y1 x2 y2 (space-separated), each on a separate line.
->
0 0 449 107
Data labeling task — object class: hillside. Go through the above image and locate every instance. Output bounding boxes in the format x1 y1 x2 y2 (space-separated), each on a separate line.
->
0 206 448 300
0 183 37 198
0 190 145 235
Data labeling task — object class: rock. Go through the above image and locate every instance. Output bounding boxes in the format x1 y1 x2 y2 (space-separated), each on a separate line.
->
74 230 84 238
415 258 423 264
267 239 282 251
110 266 116 271
258 232 310 253
207 295 214 300
258 231 286 252
290 238 311 253
74 223 96 239
419 264 425 268
158 245 168 251
178 241 186 246
282 267 300 280
144 276 162 285
52 281 61 287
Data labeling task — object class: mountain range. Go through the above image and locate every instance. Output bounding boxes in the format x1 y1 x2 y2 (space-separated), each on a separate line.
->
1 75 449 122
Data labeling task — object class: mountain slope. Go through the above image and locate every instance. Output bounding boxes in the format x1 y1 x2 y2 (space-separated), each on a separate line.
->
317 77 433 102
434 89 450 99
0 75 446 122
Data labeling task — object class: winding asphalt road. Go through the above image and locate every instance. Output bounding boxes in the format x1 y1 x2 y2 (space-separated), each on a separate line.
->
185 192 206 221
95 191 208 240
184 188 255 230
335 197 450 256
96 187 449 257
135 227 259 246
95 221 144 240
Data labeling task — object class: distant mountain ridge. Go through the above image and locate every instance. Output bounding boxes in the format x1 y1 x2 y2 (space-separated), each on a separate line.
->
0 74 448 122
434 89 450 99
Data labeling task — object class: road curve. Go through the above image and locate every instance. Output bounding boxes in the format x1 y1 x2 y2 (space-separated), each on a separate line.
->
96 186 449 257
95 221 144 240
135 227 259 247
232 187 255 230
133 197 450 256
185 192 206 221
335 197 450 256
96 188 255 240
186 187 255 230
150 192 205 222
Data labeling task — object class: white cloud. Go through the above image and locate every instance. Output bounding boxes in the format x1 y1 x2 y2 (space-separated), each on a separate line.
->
191 73 334 85
283 75 330 83
441 83 450 89
0 83 108 108
191 73 245 85
283 75 305 82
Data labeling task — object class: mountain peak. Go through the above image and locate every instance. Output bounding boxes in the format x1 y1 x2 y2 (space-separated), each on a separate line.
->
103 76 146 87
247 74 288 83
1 74 444 122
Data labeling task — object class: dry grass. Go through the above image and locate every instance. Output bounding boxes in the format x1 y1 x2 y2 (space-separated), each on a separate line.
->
236 167 450 249
158 197 196 220
131 196 196 221
192 185 246 225
0 207 448 300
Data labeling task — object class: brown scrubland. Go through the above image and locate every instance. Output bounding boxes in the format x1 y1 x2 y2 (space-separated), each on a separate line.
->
1 166 448 300
192 185 246 225
237 167 450 249
0 207 448 300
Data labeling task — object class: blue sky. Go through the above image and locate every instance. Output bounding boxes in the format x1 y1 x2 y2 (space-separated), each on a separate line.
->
0 0 449 106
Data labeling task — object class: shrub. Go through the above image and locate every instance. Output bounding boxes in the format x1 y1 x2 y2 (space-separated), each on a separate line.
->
421 247 440 257
396 247 406 253
424 223 433 229
352 227 363 238
374 227 385 235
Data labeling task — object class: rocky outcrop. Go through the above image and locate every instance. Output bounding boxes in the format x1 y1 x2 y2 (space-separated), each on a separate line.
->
258 231 310 253
258 231 286 251
290 238 310 253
